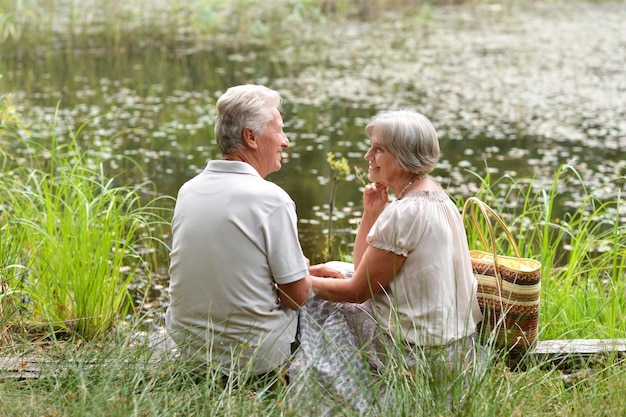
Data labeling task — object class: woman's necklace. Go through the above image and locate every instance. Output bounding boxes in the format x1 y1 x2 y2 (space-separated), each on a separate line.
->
396 174 425 200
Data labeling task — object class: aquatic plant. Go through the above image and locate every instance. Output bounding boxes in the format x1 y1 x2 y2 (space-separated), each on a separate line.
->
324 151 350 261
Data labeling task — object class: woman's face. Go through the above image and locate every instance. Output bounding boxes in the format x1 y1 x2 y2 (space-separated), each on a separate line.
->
364 135 405 188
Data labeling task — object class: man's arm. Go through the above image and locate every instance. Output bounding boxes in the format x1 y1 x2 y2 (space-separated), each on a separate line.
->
277 276 311 310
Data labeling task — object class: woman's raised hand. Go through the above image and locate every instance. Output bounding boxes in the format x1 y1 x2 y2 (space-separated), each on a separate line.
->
363 182 388 213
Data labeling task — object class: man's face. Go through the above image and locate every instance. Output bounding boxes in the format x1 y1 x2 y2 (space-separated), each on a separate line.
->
255 108 290 177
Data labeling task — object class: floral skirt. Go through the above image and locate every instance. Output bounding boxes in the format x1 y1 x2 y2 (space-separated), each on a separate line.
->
287 262 477 415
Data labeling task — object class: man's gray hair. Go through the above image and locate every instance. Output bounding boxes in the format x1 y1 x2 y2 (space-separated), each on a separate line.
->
214 84 282 155
365 109 441 176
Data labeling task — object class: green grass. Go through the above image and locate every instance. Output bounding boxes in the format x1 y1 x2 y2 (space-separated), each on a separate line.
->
0 325 624 416
1 100 171 341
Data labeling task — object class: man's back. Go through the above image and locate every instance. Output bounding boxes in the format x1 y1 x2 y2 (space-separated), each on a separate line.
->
166 160 308 375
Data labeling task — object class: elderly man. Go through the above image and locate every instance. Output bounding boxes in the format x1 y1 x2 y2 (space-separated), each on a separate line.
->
165 84 340 381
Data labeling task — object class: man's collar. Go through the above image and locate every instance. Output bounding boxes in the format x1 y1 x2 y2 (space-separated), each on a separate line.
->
205 160 261 177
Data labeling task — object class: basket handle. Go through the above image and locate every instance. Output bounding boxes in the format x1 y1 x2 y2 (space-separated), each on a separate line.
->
461 197 521 278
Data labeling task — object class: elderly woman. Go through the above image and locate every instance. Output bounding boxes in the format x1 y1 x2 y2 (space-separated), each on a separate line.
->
291 109 482 413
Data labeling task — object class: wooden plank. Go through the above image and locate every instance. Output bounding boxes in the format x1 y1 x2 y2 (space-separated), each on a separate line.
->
0 357 48 379
2 338 625 379
529 338 626 370
0 329 176 380
533 339 626 355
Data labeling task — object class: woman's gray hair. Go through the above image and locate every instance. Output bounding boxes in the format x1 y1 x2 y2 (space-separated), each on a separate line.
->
214 84 282 155
365 109 441 175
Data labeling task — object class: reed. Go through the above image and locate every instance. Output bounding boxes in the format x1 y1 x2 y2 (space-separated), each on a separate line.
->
1 93 28 346
0 0 447 57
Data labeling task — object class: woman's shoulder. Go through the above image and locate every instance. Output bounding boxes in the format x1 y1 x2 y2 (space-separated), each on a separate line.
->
399 188 450 203
382 190 451 223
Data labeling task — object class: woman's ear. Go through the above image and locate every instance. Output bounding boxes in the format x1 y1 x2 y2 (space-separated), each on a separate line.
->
242 127 258 149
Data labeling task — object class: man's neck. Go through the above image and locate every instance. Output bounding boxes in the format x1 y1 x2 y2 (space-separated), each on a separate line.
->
223 152 265 178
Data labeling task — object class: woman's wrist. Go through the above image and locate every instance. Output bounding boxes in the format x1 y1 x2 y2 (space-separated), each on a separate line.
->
361 209 381 223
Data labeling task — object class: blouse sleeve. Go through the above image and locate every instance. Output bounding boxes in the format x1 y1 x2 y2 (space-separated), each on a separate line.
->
366 201 424 257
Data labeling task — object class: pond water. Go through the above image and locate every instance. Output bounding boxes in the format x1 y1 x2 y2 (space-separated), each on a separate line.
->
2 1 625 269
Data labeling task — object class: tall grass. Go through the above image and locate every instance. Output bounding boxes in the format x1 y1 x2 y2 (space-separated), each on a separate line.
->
1 93 29 345
0 103 171 341
0 320 624 416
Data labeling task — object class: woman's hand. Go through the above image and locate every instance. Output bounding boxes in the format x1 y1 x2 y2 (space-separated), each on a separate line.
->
363 182 388 213
309 264 345 279
312 247 405 304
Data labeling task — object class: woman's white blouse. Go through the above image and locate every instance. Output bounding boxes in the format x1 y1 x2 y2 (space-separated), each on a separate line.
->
367 189 482 346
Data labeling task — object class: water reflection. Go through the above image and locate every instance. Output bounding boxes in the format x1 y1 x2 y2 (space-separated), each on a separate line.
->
1 1 624 264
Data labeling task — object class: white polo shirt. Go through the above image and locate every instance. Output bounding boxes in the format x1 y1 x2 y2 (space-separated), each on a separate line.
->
165 160 308 375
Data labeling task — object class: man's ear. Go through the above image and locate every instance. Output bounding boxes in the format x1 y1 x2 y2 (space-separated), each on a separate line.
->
242 128 258 149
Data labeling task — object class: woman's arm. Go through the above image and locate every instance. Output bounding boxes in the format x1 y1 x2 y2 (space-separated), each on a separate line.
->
277 260 345 309
353 182 388 268
353 210 380 270
312 245 406 303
